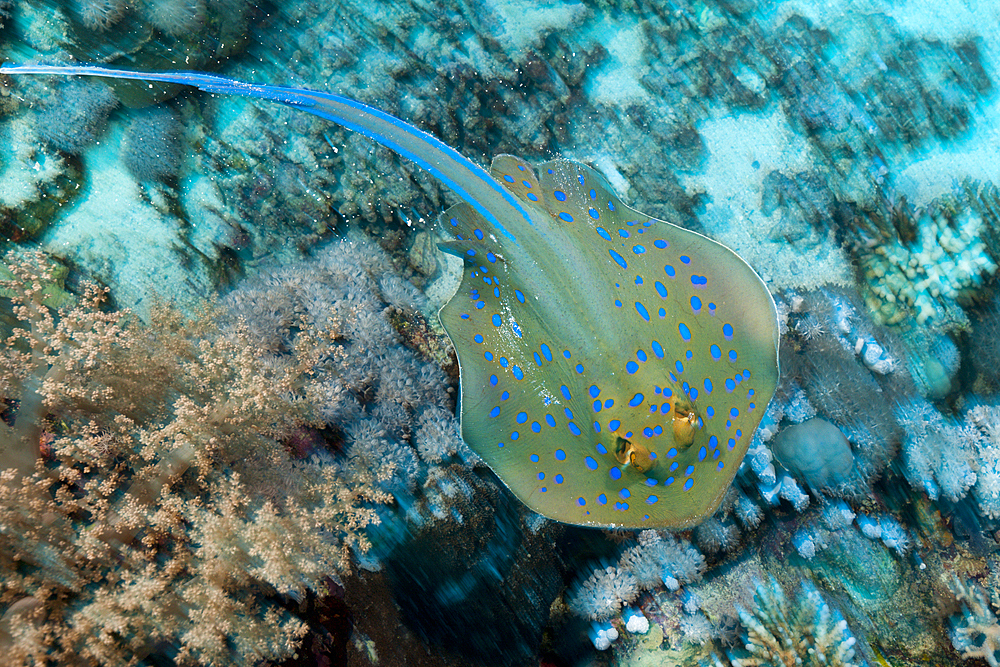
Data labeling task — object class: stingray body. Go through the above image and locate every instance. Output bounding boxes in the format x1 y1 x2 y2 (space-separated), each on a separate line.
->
0 63 780 528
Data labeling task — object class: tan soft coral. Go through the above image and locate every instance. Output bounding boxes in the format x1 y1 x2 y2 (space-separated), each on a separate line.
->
0 250 391 666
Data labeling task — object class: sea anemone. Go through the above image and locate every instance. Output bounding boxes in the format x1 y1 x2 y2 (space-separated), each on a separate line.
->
72 0 129 31
141 0 206 37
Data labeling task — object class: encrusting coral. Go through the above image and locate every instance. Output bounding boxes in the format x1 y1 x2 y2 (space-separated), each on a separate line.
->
0 250 394 665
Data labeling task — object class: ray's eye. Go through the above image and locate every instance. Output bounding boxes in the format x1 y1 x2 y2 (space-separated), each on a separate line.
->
672 402 701 448
614 436 658 474
660 388 701 449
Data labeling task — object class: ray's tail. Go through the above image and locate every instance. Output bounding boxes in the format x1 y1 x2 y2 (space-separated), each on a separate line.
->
0 62 532 242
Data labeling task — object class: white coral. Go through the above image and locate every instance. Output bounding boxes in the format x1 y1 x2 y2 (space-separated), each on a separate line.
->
414 406 462 464
72 0 128 30
619 530 705 591
568 565 638 621
732 579 861 667
949 576 1000 667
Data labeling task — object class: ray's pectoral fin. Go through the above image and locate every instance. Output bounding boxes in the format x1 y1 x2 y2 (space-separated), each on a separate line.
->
439 155 779 529
437 203 509 267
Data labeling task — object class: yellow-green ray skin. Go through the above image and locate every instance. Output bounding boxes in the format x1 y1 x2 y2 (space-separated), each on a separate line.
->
440 156 779 529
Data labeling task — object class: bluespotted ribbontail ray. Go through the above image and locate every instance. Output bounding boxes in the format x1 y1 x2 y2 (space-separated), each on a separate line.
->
0 63 780 528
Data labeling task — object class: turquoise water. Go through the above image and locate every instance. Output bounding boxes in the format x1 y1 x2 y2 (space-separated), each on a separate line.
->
0 1 999 665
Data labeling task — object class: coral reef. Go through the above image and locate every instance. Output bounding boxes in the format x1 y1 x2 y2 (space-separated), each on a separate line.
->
948 576 1000 667
0 248 424 664
4 0 1000 665
846 186 1000 330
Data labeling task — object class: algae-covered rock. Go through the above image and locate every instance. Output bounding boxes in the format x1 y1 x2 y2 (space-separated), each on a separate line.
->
0 251 73 309
0 114 84 242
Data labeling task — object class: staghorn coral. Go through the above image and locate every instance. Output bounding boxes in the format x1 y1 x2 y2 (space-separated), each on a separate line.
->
0 250 392 665
730 578 865 667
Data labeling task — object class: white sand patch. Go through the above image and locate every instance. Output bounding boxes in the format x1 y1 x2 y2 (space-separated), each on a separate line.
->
581 18 651 106
754 0 1000 206
484 0 588 55
682 106 813 223
41 127 214 320
680 105 853 289
592 154 631 199
892 96 1000 206
877 0 999 44
758 0 1000 73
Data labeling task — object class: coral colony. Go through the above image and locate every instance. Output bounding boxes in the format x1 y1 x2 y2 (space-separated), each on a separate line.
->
1 1 1000 666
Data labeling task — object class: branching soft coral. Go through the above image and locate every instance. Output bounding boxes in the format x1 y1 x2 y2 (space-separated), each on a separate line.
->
0 250 391 666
